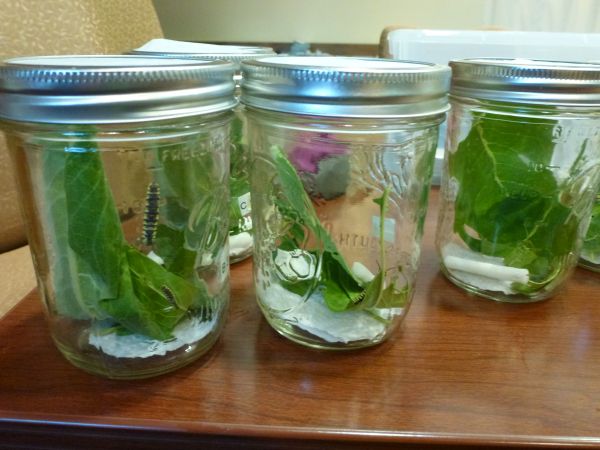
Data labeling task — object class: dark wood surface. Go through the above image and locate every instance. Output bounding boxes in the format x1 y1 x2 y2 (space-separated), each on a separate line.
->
1 189 600 449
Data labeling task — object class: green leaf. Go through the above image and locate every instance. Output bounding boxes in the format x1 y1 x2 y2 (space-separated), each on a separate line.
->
64 147 125 300
230 115 250 196
352 271 385 310
449 111 589 291
270 145 363 311
319 251 364 312
40 134 215 341
351 186 408 311
270 145 407 313
228 114 252 235
156 142 215 214
153 224 197 280
271 145 356 273
582 193 600 264
41 147 100 319
99 252 178 341
98 240 210 341
150 136 229 278
377 280 410 309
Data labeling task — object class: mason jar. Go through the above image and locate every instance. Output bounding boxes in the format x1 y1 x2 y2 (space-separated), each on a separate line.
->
0 56 236 378
241 56 450 349
133 42 276 263
437 58 600 303
580 190 600 272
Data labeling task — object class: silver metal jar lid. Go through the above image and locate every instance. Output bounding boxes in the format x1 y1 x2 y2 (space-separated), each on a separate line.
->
240 56 451 118
450 58 600 106
0 55 237 124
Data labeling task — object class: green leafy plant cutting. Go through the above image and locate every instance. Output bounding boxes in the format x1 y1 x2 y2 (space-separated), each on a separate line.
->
229 114 251 235
447 110 589 293
44 136 212 342
581 193 600 265
270 145 408 312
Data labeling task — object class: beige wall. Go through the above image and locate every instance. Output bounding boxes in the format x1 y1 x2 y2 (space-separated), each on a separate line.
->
152 0 486 44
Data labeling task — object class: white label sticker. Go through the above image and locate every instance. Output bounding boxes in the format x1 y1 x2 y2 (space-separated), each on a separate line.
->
371 216 396 244
237 192 251 216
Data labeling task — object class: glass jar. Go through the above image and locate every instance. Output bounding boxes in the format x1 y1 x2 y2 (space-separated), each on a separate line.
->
0 56 236 378
437 58 600 303
132 41 276 263
241 57 450 349
580 190 600 272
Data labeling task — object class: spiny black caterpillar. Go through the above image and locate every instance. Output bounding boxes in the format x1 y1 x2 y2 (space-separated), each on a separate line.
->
351 290 367 305
142 181 160 246
160 285 176 306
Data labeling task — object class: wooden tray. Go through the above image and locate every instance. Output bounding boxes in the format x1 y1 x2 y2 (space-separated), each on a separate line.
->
1 189 599 449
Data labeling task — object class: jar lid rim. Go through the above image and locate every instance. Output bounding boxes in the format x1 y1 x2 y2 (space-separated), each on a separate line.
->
450 58 600 105
0 55 237 124
240 56 450 118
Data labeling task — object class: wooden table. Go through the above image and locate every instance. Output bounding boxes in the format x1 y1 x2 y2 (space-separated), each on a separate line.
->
1 190 600 449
